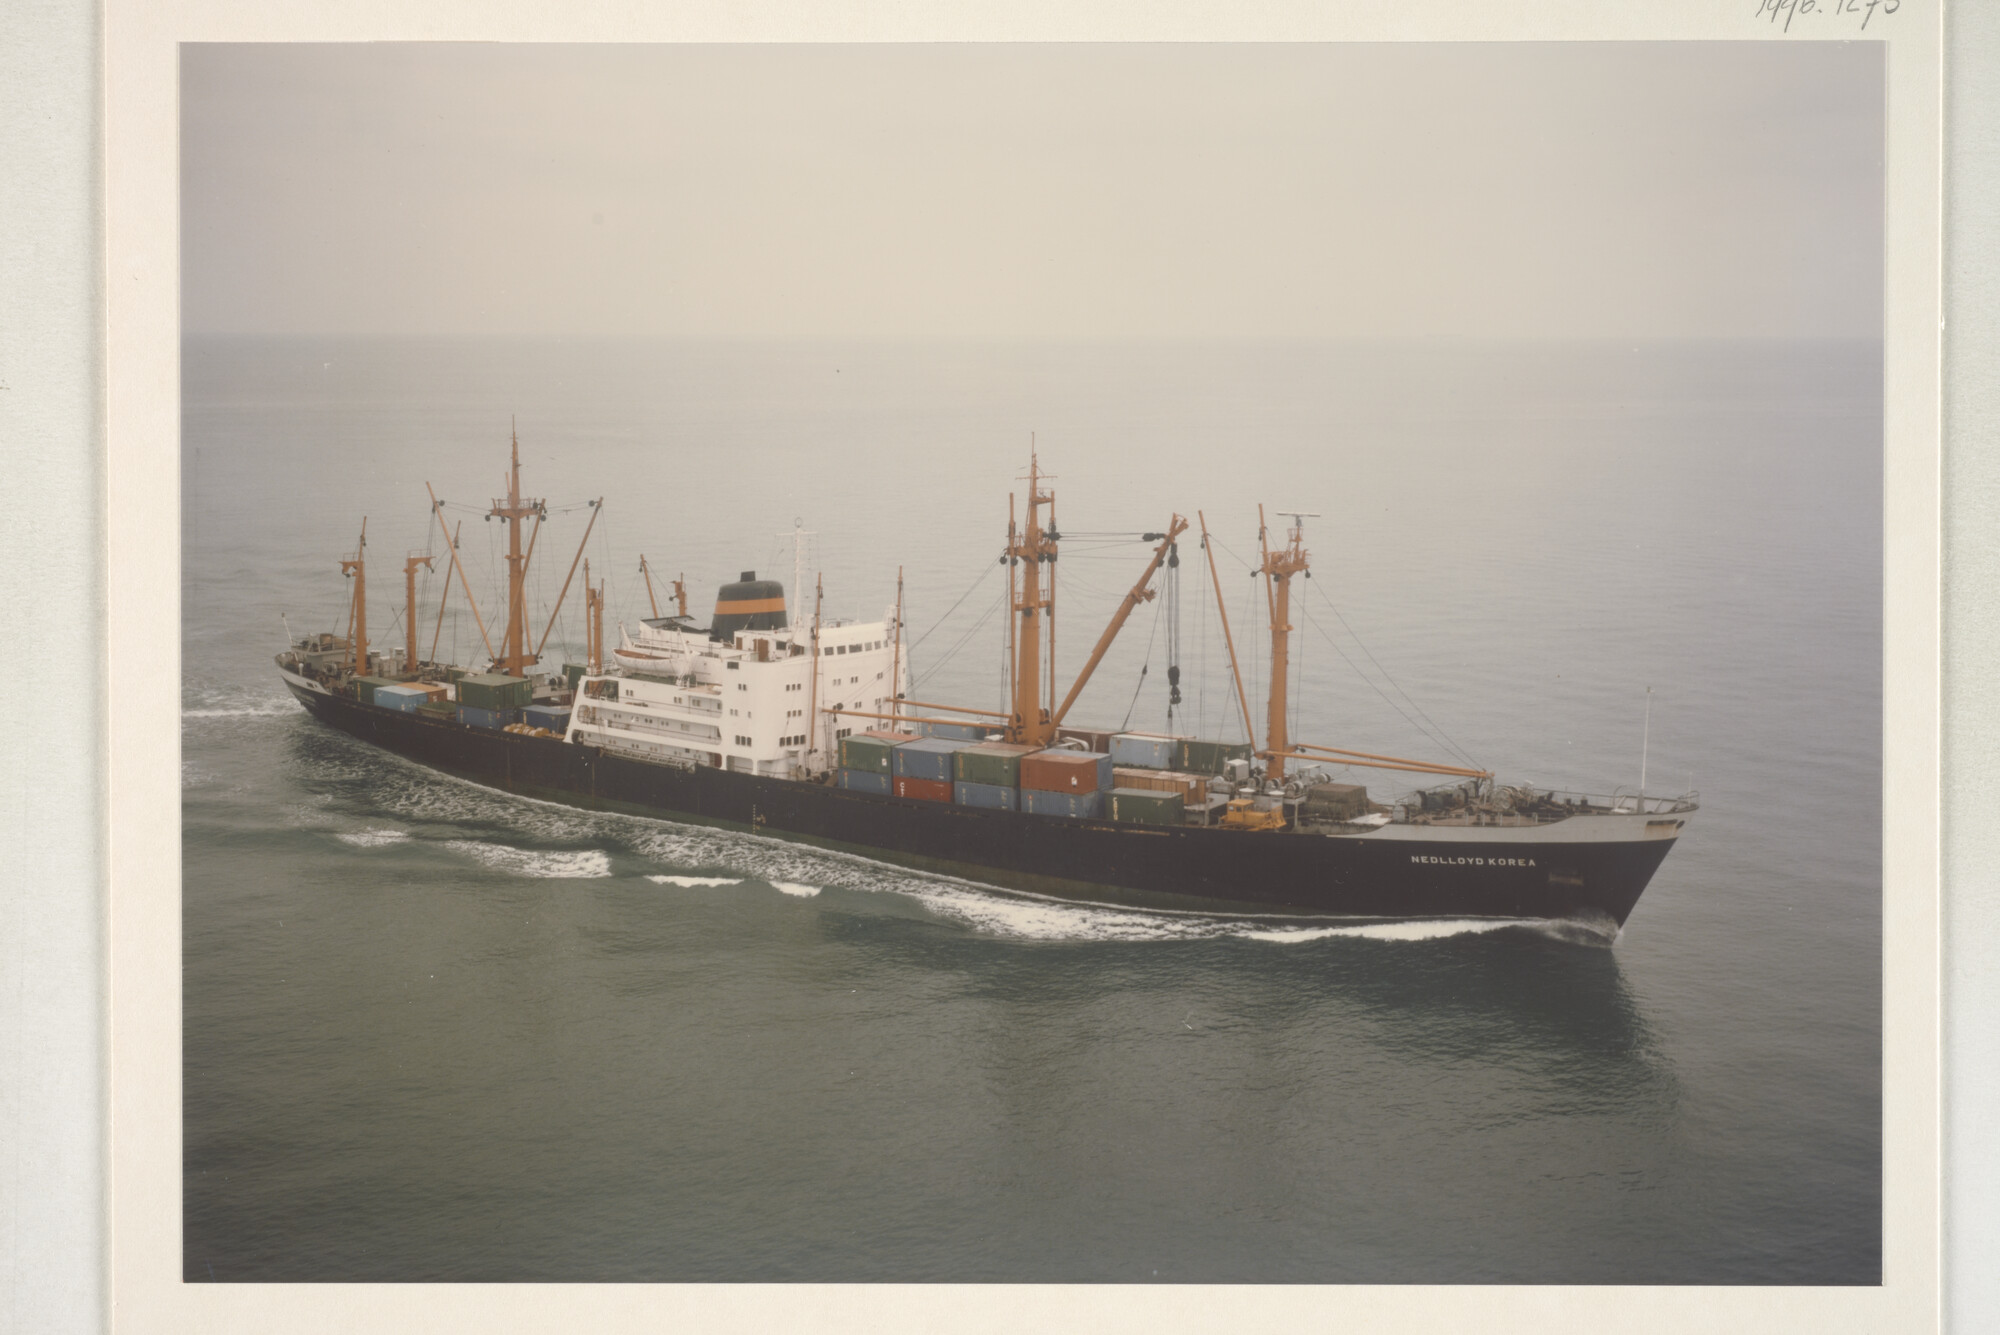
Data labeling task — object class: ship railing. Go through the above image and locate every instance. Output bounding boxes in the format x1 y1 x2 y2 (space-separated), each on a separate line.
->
583 707 722 744
1541 787 1700 815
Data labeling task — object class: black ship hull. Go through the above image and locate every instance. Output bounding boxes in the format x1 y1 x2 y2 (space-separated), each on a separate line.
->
289 686 1674 927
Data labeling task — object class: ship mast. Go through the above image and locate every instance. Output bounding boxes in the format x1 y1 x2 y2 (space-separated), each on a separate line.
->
490 422 546 677
340 518 368 676
785 519 815 635
806 574 824 767
890 566 904 727
1258 507 1314 784
1003 452 1058 747
402 551 434 676
583 558 605 675
639 555 660 618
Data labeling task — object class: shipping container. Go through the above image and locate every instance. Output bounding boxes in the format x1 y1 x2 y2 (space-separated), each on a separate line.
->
351 675 397 706
892 775 953 803
1109 787 1185 825
523 705 572 733
1056 726 1115 753
413 682 450 701
563 663 586 691
836 768 892 795
1019 749 1114 794
415 700 458 720
890 736 979 782
1113 767 1212 804
919 720 991 742
457 705 522 730
1020 788 1105 819
457 672 533 711
838 731 914 774
373 684 430 713
1301 782 1370 821
1109 732 1180 769
955 741 1036 787
1176 738 1255 775
444 666 468 683
952 780 1019 811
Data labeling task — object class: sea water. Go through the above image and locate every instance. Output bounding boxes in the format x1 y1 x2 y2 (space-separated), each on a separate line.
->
181 336 1880 1282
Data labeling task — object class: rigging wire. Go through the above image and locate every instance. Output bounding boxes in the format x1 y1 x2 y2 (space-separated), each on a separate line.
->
913 585 1008 690
1307 580 1480 769
907 559 1000 654
1299 606 1480 771
1117 589 1164 732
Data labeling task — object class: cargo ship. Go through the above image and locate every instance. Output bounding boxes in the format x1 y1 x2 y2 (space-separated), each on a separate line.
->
277 435 1695 931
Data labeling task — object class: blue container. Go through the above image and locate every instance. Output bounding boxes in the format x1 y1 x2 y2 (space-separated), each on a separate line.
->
1109 732 1178 770
1021 788 1105 819
523 705 571 732
374 684 429 713
838 768 891 794
457 705 522 730
920 720 991 742
891 736 979 782
953 781 1018 811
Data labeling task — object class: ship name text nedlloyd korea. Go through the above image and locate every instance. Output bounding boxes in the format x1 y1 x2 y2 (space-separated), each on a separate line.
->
1409 855 1538 867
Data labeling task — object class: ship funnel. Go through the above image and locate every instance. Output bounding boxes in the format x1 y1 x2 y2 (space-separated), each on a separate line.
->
711 569 788 640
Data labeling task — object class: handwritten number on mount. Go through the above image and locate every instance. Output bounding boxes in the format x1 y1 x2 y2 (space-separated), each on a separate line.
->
1757 0 1898 30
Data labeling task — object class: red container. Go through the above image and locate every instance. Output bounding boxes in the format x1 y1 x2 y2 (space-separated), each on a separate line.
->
1020 750 1114 793
893 775 953 802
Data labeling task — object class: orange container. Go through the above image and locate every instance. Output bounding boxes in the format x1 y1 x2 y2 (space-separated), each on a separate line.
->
893 775 952 803
1019 750 1114 793
1113 767 1210 804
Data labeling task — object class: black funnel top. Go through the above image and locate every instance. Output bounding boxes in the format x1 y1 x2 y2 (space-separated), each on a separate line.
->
711 569 788 640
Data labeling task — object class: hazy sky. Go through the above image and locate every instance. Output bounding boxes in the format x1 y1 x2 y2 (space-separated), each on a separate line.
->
182 42 1883 340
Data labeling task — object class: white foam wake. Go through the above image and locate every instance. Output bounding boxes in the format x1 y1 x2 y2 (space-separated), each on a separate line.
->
182 703 298 719
772 882 821 898
646 875 743 888
337 828 409 848
1239 919 1526 944
444 841 611 878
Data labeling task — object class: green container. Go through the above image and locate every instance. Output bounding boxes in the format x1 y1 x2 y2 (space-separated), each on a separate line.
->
444 666 469 683
457 672 533 711
955 742 1035 788
351 675 397 705
1176 738 1254 775
1108 787 1185 825
1301 782 1369 821
416 699 458 720
839 733 906 774
563 663 586 691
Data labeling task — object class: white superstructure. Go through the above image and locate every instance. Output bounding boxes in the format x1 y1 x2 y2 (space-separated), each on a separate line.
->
566 596 908 779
